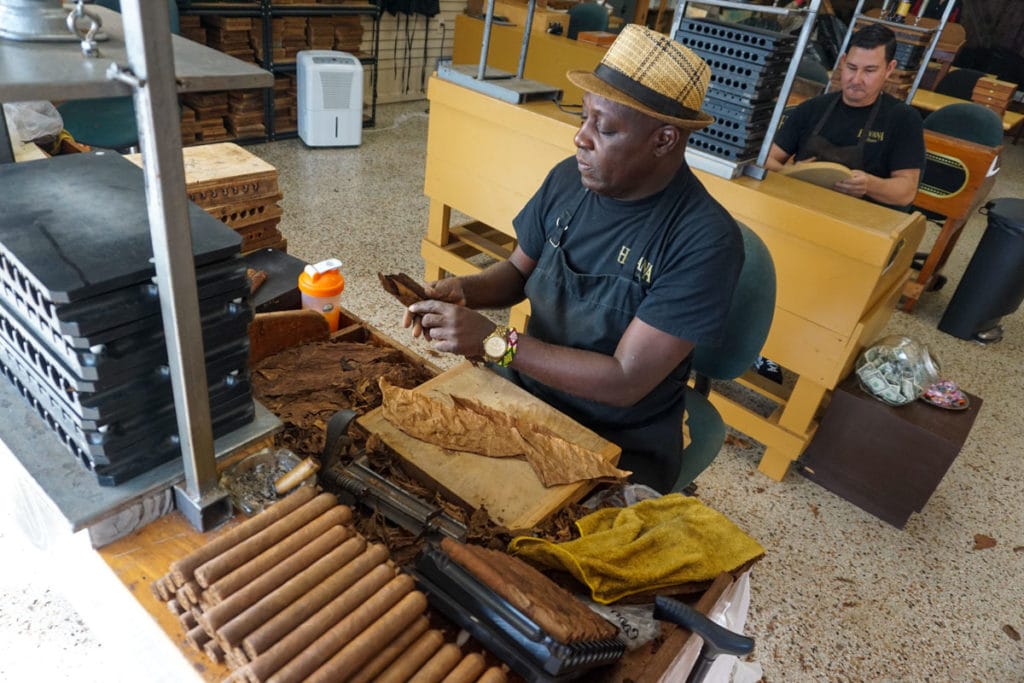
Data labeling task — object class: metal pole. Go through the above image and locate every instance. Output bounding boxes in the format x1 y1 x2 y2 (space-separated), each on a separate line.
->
117 0 230 531
906 0 956 101
477 0 497 81
516 0 537 79
755 0 821 170
827 0 868 89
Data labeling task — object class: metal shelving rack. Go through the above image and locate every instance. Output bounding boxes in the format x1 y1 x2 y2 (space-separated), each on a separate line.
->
669 0 823 180
180 1 383 138
0 2 278 534
831 0 957 104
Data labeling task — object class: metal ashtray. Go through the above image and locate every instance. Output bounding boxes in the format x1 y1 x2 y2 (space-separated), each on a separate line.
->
219 448 319 515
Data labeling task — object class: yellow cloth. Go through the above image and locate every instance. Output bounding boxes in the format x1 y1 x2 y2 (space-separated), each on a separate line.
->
509 494 764 605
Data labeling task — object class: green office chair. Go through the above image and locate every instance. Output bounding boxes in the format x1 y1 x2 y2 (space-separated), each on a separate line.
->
923 102 1004 147
567 1 609 39
675 223 777 491
57 0 180 151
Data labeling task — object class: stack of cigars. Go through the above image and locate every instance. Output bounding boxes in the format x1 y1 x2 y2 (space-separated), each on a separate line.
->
152 486 506 682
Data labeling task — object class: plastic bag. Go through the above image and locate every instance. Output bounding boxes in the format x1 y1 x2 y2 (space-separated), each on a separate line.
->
587 602 661 651
2 101 64 144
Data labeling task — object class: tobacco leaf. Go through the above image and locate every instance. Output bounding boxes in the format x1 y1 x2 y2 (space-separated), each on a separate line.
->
380 379 527 457
378 272 430 307
379 378 631 487
973 533 997 550
519 427 632 486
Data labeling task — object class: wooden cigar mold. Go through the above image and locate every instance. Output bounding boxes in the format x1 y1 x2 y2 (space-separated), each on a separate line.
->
153 490 494 683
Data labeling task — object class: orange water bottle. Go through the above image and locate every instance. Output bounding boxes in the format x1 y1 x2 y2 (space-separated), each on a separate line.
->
297 259 345 331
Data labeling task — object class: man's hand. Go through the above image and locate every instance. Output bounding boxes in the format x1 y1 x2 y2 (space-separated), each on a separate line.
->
402 278 467 338
406 299 495 357
834 169 870 198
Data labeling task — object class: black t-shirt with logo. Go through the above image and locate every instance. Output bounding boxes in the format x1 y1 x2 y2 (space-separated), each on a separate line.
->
775 91 925 180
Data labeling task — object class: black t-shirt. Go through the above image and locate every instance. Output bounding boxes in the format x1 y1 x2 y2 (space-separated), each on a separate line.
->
775 91 925 180
514 157 743 349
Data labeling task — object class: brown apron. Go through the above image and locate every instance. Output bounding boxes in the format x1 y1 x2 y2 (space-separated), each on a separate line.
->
799 94 882 170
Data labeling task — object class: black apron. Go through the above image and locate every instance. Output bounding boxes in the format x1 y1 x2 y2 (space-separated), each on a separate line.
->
799 94 882 170
495 185 691 493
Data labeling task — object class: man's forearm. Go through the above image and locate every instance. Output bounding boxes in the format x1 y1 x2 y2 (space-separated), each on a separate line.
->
865 172 917 206
459 260 528 309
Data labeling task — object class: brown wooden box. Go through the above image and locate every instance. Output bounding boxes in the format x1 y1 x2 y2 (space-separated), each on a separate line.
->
798 374 982 528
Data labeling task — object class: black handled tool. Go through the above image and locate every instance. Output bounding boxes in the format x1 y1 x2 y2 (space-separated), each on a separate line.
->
654 595 754 683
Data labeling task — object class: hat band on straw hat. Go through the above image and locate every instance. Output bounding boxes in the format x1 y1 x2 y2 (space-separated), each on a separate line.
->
594 63 704 122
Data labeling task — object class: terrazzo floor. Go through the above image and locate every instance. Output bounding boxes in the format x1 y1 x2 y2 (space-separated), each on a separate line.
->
2 100 1022 681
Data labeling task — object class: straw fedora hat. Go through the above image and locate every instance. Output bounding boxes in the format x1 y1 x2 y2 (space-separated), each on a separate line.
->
567 24 714 130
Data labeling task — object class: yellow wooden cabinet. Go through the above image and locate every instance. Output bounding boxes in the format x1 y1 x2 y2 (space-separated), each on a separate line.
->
422 75 925 480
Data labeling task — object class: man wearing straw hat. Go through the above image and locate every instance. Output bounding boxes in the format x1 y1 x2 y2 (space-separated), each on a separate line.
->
405 25 743 493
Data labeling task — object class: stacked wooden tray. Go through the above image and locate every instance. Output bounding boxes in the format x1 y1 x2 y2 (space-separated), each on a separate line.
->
972 77 1016 117
0 152 256 486
128 143 287 254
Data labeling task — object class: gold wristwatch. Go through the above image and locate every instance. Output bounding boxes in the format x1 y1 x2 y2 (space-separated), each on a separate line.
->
482 326 519 367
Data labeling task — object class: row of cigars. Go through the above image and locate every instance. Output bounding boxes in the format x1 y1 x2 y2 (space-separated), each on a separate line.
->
152 486 507 683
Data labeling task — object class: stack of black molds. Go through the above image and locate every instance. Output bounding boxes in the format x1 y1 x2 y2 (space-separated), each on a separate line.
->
0 152 255 486
676 17 797 163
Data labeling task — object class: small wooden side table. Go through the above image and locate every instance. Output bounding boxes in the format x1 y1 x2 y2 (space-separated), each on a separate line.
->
798 374 982 528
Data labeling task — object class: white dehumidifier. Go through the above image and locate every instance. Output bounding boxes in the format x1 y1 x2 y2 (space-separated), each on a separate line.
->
297 50 363 147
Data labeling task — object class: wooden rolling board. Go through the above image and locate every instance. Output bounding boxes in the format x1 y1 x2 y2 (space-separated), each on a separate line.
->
358 362 621 531
777 161 853 189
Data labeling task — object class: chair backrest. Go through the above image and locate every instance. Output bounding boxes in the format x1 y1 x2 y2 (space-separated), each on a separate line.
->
692 223 776 381
923 102 1004 147
934 68 986 100
567 2 609 39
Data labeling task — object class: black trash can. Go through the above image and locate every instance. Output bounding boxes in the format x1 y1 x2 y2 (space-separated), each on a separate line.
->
939 198 1024 342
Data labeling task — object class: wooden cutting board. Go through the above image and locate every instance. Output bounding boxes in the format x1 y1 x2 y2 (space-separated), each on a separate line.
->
777 160 853 189
358 362 621 531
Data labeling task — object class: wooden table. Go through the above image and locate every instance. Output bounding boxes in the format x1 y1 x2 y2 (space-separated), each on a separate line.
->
423 75 925 481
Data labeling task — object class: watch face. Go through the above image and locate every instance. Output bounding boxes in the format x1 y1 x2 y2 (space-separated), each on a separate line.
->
484 334 507 358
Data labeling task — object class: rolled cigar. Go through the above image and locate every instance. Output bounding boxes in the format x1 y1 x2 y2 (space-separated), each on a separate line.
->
374 630 446 683
202 527 353 633
475 667 508 683
274 457 320 495
194 493 340 588
180 610 198 630
207 506 352 603
266 576 418 683
441 653 487 683
302 590 429 683
242 560 395 679
214 534 366 647
408 644 464 683
204 639 225 664
170 486 316 586
177 580 200 607
152 576 171 601
233 647 250 665
346 615 430 683
166 599 184 616
174 587 192 610
186 624 212 650
242 544 391 659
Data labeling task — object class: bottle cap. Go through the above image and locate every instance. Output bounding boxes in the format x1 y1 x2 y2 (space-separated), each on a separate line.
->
298 259 345 297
